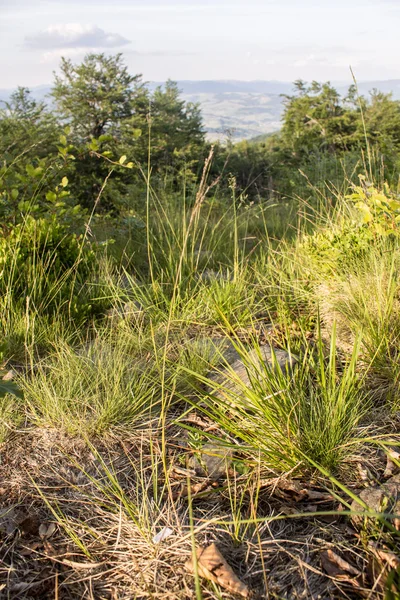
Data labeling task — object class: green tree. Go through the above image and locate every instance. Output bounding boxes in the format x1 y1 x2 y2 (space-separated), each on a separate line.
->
122 80 205 187
0 87 57 161
280 81 359 159
51 53 143 140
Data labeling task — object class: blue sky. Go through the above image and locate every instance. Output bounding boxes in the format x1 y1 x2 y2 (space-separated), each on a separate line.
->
1 0 399 88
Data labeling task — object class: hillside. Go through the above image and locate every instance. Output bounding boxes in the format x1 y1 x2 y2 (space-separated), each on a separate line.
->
3 79 400 141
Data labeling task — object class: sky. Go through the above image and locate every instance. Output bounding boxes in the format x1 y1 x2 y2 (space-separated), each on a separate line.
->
1 0 399 89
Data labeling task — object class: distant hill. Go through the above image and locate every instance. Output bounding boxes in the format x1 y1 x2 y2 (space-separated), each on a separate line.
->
2 79 400 142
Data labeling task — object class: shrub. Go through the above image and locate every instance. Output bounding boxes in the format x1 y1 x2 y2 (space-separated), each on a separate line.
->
299 222 375 275
0 215 100 321
347 178 400 235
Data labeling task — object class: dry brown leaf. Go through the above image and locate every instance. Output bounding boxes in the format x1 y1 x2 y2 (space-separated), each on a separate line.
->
172 480 211 500
185 543 250 598
369 542 400 570
2 370 15 381
20 541 41 556
271 479 332 502
321 549 363 588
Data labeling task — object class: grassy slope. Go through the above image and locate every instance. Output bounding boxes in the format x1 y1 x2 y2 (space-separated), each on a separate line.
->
1 163 400 598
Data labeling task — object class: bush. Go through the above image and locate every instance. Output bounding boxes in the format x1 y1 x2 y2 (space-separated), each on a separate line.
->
300 222 375 274
0 215 101 321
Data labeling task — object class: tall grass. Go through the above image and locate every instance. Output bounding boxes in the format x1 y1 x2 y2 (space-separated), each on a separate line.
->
181 324 367 473
4 152 400 598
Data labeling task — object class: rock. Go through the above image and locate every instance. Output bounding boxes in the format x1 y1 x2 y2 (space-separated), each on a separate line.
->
208 344 297 396
186 337 240 367
106 300 143 323
118 273 137 291
2 370 15 381
351 474 400 529
199 269 233 282
189 441 233 480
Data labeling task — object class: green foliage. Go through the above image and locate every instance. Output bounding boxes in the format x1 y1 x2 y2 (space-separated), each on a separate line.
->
48 54 206 211
300 222 375 274
51 53 141 140
0 392 22 442
0 87 58 163
348 178 400 234
186 327 366 473
279 81 361 158
0 379 22 400
22 335 159 435
0 215 98 319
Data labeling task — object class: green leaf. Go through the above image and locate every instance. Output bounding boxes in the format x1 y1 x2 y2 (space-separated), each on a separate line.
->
46 191 57 203
11 189 19 200
59 135 67 146
355 201 373 223
0 380 23 400
88 138 100 152
61 176 69 188
119 155 127 165
126 162 134 169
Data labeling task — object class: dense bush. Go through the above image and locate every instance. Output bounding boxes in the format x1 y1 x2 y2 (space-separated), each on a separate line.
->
0 215 101 320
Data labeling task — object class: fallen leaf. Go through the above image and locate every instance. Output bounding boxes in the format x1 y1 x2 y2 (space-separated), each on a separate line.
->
269 478 332 502
185 543 249 598
39 522 57 539
369 542 400 570
20 541 41 556
321 549 363 589
2 370 15 381
172 480 211 500
384 448 400 479
152 527 173 544
172 466 197 477
321 548 361 578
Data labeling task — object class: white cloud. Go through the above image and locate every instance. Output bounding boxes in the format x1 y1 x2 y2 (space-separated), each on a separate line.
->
24 24 130 50
39 48 87 64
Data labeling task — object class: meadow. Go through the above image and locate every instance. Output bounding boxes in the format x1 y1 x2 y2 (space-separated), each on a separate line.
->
2 55 400 599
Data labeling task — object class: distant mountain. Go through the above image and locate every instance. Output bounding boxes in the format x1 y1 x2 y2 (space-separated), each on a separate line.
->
150 80 294 95
0 84 52 104
2 79 400 142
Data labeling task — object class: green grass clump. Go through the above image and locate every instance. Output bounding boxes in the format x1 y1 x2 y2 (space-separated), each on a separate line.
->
20 333 160 435
188 326 367 474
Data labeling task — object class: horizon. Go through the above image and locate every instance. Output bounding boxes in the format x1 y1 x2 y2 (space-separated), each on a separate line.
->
3 76 400 93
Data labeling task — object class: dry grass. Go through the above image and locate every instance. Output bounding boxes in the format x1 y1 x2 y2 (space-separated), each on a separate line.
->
1 412 398 599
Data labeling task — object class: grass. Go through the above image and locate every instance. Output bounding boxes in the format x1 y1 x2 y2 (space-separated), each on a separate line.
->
2 166 400 598
180 323 367 474
20 332 161 435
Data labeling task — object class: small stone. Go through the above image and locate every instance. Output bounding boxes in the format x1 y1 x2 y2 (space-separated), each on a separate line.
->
199 269 233 282
190 441 233 480
2 370 15 381
351 474 400 529
208 344 297 396
152 527 173 544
